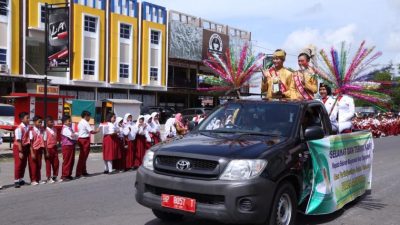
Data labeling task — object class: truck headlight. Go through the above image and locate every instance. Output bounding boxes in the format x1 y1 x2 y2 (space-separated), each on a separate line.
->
142 150 155 171
220 159 267 181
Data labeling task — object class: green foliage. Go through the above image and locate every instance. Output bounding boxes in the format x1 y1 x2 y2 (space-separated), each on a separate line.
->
373 72 391 81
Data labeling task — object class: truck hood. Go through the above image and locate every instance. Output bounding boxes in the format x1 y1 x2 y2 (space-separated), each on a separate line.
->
154 132 287 159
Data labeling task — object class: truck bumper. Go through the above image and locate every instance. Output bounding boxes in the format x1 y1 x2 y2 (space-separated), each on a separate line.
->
135 167 277 224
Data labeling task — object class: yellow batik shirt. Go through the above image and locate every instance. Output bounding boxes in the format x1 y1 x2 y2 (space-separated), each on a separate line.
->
261 67 292 99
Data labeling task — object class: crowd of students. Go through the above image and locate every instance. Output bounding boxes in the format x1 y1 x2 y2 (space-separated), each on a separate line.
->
2 110 191 189
352 112 400 138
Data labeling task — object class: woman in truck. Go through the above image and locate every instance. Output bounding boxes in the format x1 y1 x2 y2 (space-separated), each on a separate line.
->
318 83 338 133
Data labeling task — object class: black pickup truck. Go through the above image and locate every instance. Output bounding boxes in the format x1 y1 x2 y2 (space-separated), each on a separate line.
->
135 99 332 225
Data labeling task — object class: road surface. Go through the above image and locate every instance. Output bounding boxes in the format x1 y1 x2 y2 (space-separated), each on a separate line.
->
0 136 399 225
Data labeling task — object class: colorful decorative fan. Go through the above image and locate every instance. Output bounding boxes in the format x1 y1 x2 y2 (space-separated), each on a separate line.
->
199 43 266 98
314 41 392 110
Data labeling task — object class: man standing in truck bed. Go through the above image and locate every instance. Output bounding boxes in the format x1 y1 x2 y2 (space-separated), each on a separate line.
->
261 49 292 99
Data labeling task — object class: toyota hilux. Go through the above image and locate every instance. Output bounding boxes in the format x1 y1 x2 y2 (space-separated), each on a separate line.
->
135 99 332 225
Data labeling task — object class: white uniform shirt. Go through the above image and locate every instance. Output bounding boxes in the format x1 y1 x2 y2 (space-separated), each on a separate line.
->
78 119 93 138
337 95 355 132
99 122 116 135
62 125 77 140
164 118 177 139
46 127 55 135
319 96 338 132
29 126 42 140
136 123 151 142
15 123 29 140
114 123 124 139
150 121 161 133
123 123 138 141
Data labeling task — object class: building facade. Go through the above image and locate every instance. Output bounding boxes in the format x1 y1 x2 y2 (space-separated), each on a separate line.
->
0 0 251 110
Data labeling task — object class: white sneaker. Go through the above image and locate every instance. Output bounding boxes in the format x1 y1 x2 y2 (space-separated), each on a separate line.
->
40 180 47 184
0 185 3 190
31 181 39 186
48 179 55 184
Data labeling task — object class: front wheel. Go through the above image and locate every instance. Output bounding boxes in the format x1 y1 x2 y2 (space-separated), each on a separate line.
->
152 209 184 222
268 182 297 225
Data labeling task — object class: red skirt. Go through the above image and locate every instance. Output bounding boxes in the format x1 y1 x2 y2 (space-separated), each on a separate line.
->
134 135 147 167
152 132 161 145
125 140 136 169
103 135 120 161
113 138 126 170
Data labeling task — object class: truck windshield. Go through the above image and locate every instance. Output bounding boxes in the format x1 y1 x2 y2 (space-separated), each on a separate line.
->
198 102 299 137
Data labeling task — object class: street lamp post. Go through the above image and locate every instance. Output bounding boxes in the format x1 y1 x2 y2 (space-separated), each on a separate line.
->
44 75 48 130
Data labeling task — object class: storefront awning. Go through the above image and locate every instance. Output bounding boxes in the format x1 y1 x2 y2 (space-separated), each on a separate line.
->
102 99 142 104
0 74 50 83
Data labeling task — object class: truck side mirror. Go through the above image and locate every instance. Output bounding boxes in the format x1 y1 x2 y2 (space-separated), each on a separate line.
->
304 126 325 141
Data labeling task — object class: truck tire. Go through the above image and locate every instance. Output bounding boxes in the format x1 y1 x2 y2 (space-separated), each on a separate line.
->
152 209 184 221
268 182 297 225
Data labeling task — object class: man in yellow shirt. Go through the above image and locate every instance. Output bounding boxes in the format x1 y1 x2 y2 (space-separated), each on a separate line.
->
261 49 292 99
287 49 318 100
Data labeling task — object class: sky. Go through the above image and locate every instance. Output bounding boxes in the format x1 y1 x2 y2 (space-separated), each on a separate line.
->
146 0 400 71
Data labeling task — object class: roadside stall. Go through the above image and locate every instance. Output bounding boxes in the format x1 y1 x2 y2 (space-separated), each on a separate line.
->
0 92 73 142
70 99 103 144
101 99 142 121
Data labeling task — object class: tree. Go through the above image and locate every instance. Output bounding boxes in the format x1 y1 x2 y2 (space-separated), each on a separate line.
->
392 76 400 111
398 64 400 76
373 64 400 111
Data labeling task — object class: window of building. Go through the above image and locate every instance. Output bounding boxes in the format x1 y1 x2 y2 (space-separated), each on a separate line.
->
119 64 129 78
0 0 7 16
150 30 160 45
119 23 131 82
120 23 131 39
83 59 95 75
40 5 46 23
150 67 158 82
84 16 97 33
149 30 161 85
0 48 6 65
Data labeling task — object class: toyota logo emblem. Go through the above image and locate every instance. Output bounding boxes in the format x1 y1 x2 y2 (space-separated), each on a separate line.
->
176 160 191 170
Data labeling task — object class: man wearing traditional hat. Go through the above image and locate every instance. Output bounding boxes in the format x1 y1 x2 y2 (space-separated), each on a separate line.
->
261 49 292 99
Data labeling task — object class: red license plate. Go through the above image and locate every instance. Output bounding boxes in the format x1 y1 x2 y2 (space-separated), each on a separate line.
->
161 194 196 213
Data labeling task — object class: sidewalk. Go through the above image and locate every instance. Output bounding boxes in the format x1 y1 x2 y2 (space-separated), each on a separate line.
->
0 152 105 190
0 143 103 160
1 124 166 161
0 142 13 159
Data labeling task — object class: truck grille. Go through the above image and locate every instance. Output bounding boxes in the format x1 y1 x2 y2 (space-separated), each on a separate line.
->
145 184 225 205
156 155 218 170
154 155 220 179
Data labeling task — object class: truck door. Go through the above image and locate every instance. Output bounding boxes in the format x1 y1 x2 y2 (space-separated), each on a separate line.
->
297 104 328 204
300 104 329 140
